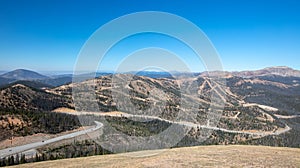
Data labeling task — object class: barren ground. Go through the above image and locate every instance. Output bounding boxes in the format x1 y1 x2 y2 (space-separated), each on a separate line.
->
11 145 300 168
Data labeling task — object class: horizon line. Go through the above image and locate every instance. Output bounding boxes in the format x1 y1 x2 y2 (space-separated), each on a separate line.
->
0 66 298 76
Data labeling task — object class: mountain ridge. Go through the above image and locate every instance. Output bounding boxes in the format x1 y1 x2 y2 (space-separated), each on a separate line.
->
200 66 300 78
232 66 300 78
0 69 48 80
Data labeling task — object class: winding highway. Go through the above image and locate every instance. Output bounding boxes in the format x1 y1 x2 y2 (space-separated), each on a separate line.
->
120 113 292 136
72 111 291 137
0 109 292 159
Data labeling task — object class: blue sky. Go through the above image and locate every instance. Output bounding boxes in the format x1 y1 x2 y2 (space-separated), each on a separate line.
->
0 0 299 72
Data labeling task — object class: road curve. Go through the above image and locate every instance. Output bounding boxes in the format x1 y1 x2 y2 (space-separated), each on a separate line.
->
0 111 291 159
120 113 291 137
0 121 103 159
70 112 291 137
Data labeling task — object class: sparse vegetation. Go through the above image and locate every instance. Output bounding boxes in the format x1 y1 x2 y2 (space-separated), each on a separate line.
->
0 70 300 167
0 109 81 141
7 145 300 168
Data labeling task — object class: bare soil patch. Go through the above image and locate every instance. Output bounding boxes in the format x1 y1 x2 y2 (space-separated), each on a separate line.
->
11 145 300 168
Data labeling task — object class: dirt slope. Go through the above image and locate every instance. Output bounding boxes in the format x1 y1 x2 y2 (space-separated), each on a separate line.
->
11 145 300 168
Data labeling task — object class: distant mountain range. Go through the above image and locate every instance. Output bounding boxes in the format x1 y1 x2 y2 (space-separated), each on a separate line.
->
200 66 300 78
0 69 114 88
0 69 48 80
233 66 300 78
0 69 73 88
1 66 300 114
0 66 300 88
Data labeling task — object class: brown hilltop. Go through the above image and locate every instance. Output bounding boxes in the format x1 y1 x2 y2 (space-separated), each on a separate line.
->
0 84 72 111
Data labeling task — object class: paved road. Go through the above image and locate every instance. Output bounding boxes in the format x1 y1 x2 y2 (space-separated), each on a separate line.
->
72 112 291 137
1 110 290 159
121 113 291 137
0 121 103 159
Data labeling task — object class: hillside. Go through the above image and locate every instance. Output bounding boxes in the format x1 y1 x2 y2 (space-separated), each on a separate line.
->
227 76 300 114
10 145 300 168
2 80 53 90
0 110 81 141
0 77 14 87
40 72 300 151
0 84 72 111
37 76 72 87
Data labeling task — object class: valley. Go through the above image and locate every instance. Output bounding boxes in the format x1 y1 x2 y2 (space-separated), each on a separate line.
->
0 66 300 166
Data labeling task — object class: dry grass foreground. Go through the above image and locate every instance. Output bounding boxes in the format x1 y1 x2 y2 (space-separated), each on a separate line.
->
11 145 300 168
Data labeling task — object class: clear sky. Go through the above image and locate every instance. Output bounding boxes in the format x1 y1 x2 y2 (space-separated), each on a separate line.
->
0 0 299 72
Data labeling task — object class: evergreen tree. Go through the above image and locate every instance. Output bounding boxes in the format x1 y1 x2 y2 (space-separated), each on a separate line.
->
20 154 26 164
15 153 20 165
10 155 14 165
35 153 39 162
